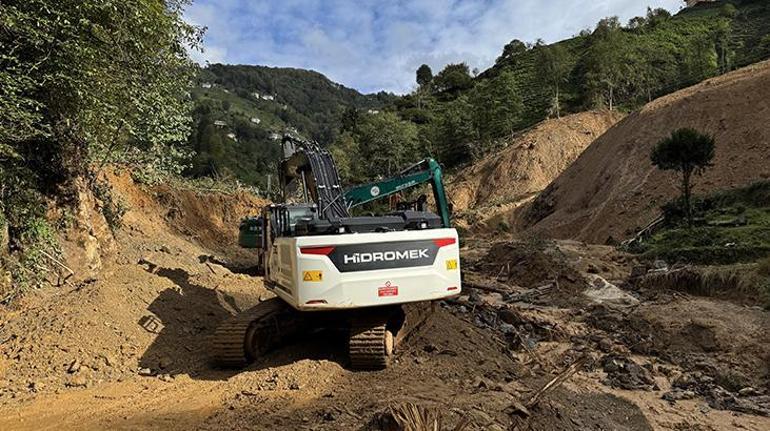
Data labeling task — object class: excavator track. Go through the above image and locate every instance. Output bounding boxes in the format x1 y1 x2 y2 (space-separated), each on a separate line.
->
211 297 292 367
349 319 393 370
348 302 435 370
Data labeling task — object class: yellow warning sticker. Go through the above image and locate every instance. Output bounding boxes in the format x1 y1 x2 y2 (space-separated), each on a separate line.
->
303 271 323 282
446 259 458 270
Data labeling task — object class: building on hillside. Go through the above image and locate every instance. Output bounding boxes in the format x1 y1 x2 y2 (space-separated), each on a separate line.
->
201 82 212 89
213 120 227 127
367 109 380 115
250 117 261 124
261 94 275 101
226 133 237 141
269 132 281 141
685 0 716 7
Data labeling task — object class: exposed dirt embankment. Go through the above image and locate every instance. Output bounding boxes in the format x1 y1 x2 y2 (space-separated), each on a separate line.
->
518 60 770 244
448 110 623 216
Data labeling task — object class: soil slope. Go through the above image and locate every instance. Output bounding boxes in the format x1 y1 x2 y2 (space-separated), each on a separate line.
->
519 60 770 243
448 110 623 212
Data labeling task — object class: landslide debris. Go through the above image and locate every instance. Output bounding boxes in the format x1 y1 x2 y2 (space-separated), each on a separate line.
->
517 60 770 244
447 110 623 230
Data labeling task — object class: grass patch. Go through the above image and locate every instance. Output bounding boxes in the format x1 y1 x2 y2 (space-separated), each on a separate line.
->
635 181 770 265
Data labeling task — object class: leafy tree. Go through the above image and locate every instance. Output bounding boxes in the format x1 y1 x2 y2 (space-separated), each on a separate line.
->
416 64 433 87
432 63 474 96
0 0 199 295
348 112 420 179
535 44 572 117
646 7 672 27
584 17 626 110
496 39 529 65
714 19 734 74
470 71 523 149
628 16 648 30
720 3 738 18
651 128 716 226
433 96 475 166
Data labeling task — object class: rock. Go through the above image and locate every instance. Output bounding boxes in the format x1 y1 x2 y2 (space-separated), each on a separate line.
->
583 275 639 307
498 323 515 335
67 375 88 388
158 373 174 382
29 381 44 392
67 359 81 374
739 387 759 397
587 263 601 274
138 367 153 376
159 245 172 254
103 353 118 367
601 354 655 390
597 337 613 352
422 343 438 353
289 382 301 390
498 308 523 325
662 389 697 403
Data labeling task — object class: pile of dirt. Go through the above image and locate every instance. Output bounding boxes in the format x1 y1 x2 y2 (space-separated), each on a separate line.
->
516 60 770 244
0 172 268 404
447 110 623 228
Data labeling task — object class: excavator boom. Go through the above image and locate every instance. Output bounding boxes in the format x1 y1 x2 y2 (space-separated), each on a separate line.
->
343 158 451 228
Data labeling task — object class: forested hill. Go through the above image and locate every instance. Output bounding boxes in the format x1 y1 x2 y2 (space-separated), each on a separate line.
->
387 0 770 171
472 0 770 129
189 0 770 190
188 64 395 187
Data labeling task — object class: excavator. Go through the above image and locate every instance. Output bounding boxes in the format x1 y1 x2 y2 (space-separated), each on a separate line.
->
213 135 461 370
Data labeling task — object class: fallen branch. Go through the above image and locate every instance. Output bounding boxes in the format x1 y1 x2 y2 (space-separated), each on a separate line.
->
463 280 509 295
39 250 75 276
526 356 586 409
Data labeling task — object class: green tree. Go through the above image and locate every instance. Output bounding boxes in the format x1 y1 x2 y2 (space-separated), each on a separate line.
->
0 0 199 295
433 96 475 166
714 19 734 75
535 44 571 118
432 63 474 96
470 71 523 150
416 64 433 87
584 17 625 110
496 39 529 66
353 112 420 178
719 3 737 18
651 128 716 226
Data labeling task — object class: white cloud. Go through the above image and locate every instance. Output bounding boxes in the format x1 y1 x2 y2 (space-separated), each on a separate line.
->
184 0 684 93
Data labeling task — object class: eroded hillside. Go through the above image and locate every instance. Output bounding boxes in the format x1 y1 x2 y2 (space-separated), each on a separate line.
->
448 111 623 227
516 60 770 244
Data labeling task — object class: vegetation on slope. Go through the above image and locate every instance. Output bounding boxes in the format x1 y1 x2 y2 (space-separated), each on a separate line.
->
185 65 395 189
187 1 770 192
0 0 198 300
634 181 770 265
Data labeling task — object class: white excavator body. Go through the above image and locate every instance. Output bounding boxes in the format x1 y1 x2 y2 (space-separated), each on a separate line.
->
267 228 461 311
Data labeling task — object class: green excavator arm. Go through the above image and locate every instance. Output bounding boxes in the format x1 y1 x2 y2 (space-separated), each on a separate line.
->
343 158 452 228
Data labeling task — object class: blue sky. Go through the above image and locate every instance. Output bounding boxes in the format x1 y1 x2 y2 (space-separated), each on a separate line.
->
185 0 684 94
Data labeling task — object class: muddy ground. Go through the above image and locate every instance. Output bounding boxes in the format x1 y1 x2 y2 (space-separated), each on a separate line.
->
0 180 769 430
